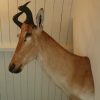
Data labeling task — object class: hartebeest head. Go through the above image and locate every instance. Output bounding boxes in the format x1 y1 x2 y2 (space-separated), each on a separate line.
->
9 1 44 73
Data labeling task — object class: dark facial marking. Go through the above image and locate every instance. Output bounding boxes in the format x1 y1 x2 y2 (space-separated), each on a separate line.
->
24 32 32 41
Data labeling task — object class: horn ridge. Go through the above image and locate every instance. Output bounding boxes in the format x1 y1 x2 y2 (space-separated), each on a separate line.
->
13 11 23 28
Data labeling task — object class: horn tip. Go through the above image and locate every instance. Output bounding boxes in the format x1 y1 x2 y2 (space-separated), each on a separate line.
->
18 1 31 10
24 1 31 6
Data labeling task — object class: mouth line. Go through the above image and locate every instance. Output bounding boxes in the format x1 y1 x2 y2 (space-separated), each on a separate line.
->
12 68 17 73
12 68 22 73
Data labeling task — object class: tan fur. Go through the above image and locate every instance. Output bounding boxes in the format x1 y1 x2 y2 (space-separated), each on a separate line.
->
10 23 94 100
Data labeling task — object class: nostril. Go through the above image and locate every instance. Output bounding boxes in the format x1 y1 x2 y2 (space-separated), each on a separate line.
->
9 63 15 72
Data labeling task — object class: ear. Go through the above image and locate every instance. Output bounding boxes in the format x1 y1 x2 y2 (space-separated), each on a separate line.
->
36 8 44 28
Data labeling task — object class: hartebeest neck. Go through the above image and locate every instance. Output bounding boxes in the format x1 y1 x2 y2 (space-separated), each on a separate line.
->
34 31 94 98
36 31 74 87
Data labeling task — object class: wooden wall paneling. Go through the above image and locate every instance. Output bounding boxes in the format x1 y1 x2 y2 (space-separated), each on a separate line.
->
66 17 73 52
0 0 10 47
55 86 62 100
48 80 56 100
35 0 45 15
35 60 42 100
62 93 69 100
20 65 28 100
0 52 7 100
13 73 21 100
0 14 2 46
8 0 18 47
13 73 22 100
43 0 55 35
27 60 36 100
59 0 73 45
4 52 14 100
51 0 63 42
41 72 49 100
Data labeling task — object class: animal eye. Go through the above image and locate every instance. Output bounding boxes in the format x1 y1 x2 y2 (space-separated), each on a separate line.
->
24 32 32 41
25 32 32 38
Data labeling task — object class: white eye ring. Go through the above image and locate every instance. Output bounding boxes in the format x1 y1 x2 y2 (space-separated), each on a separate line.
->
24 32 32 42
26 36 32 42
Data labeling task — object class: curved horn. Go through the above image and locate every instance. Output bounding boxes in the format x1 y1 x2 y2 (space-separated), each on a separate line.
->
18 1 34 25
13 12 23 28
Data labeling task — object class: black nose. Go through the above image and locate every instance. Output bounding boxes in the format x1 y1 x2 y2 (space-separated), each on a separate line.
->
9 63 15 72
9 63 22 73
